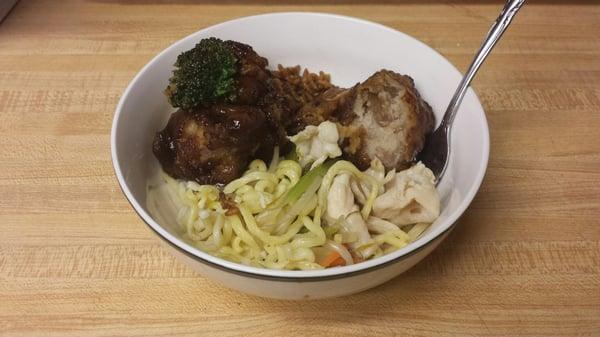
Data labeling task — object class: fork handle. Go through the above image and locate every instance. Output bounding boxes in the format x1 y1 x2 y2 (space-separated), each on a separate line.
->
440 0 525 130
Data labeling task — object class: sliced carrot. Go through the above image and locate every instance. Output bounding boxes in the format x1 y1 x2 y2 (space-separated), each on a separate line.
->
319 251 344 268
329 256 345 267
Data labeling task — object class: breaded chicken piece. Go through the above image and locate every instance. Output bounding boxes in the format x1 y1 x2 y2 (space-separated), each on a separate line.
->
342 70 435 170
293 70 434 171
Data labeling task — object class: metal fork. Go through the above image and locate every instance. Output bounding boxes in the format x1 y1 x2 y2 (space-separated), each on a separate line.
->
417 0 526 184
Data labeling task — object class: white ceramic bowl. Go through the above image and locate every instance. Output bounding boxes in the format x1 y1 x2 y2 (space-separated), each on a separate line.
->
111 12 489 299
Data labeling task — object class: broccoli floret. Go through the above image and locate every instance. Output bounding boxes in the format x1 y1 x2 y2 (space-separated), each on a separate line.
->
165 37 238 109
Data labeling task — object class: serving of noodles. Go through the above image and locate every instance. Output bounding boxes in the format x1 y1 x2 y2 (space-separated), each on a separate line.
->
147 141 440 270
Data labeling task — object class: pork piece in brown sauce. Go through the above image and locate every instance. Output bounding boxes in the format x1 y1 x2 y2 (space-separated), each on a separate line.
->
294 70 435 171
152 105 274 185
227 41 271 106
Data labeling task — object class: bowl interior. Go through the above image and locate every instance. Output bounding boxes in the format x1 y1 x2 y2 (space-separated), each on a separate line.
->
112 13 488 278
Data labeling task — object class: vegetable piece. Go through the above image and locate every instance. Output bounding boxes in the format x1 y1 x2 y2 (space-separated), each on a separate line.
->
329 257 345 267
276 177 322 229
165 37 238 109
283 160 334 205
260 160 333 234
318 251 345 267
324 241 354 266
289 121 342 170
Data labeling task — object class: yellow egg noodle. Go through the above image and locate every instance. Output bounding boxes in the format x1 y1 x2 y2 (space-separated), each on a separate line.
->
148 149 436 270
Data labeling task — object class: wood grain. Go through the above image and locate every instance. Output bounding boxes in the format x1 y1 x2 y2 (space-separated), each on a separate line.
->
1 1 599 336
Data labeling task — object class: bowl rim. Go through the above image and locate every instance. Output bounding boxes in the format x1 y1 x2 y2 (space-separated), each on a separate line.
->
111 11 490 281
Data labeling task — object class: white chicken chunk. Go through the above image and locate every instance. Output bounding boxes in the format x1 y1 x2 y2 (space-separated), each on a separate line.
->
350 158 393 206
289 120 342 170
372 162 440 225
366 216 400 234
326 173 377 259
326 173 355 221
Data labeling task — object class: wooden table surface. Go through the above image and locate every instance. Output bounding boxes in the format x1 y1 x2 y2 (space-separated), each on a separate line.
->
1 1 599 336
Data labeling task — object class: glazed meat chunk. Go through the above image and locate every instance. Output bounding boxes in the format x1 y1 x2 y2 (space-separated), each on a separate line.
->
152 105 275 185
227 40 271 106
